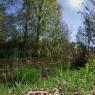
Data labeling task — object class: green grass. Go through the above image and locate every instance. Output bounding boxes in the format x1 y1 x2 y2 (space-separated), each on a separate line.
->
14 65 41 83
0 57 95 95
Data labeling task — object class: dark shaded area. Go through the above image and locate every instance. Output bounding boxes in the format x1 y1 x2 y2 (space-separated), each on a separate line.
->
71 42 90 69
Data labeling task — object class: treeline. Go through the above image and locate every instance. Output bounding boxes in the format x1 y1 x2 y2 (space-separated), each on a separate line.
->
0 0 70 61
0 0 95 68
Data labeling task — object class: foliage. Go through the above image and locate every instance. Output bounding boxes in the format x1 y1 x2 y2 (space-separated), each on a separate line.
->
71 42 89 68
0 0 95 94
77 0 95 50
0 57 95 94
0 4 4 42
0 0 72 66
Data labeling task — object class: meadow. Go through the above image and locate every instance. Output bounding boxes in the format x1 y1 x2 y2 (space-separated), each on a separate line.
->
0 56 95 95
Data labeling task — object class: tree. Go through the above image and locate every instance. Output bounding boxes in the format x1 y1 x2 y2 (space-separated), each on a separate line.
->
17 0 61 57
77 0 95 53
0 4 4 42
0 0 71 62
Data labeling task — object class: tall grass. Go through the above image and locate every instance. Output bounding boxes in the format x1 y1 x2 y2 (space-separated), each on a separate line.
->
0 56 95 95
14 65 41 83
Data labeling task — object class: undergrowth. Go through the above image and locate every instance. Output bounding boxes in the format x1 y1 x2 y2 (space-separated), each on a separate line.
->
0 56 95 95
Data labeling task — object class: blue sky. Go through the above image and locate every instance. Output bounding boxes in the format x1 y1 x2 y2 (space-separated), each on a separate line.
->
58 0 84 41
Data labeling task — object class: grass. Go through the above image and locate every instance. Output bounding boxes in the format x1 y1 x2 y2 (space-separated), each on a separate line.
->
0 57 95 95
14 65 41 83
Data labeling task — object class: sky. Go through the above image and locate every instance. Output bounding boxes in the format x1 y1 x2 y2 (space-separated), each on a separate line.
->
58 0 85 41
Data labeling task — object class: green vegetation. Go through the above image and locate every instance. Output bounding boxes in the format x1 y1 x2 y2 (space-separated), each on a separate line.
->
0 56 95 95
0 0 95 95
14 65 41 82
